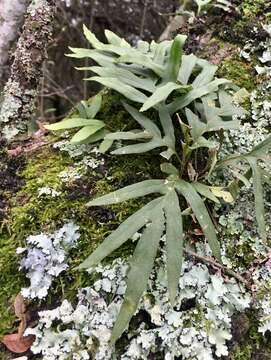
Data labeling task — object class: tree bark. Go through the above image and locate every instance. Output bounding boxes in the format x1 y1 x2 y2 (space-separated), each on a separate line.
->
0 0 56 141
0 0 29 83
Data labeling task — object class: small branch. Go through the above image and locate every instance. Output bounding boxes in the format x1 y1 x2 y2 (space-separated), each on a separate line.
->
184 248 251 289
139 0 149 39
159 1 191 42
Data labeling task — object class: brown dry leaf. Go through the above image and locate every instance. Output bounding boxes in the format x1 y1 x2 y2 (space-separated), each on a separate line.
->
1 334 35 353
14 294 26 319
192 228 204 236
17 317 27 338
36 120 49 132
13 294 27 337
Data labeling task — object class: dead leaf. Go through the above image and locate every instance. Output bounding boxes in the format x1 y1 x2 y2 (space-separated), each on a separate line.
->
17 317 27 338
192 228 204 236
14 294 26 319
13 294 27 337
210 186 234 203
187 162 197 182
1 334 35 353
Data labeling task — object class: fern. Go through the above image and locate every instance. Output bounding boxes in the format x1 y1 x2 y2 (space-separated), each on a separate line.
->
45 95 107 144
78 175 221 342
46 29 270 343
68 26 234 115
219 135 271 242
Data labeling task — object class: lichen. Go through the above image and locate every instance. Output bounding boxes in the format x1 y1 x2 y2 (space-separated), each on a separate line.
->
17 222 80 299
25 255 251 360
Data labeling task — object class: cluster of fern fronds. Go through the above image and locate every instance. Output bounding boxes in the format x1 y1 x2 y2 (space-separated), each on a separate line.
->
46 26 270 343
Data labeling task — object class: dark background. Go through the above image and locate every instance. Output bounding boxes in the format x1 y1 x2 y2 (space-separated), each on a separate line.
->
42 0 180 121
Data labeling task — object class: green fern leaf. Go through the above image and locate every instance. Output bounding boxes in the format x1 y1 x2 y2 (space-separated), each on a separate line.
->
176 180 221 261
164 190 183 305
110 206 164 344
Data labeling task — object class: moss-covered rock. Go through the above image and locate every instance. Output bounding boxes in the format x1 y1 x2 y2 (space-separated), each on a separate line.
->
1 90 270 359
0 91 163 344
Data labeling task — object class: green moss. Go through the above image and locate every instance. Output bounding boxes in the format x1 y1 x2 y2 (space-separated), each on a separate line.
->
226 240 256 269
231 344 253 360
230 310 271 360
218 57 256 91
237 0 266 18
0 234 25 338
232 0 268 44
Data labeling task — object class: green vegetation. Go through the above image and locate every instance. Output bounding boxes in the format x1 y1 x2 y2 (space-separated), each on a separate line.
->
238 0 266 18
45 28 271 343
1 6 270 356
218 57 255 91
0 91 162 339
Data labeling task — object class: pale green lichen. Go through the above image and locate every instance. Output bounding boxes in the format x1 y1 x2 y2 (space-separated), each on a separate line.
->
26 256 251 360
0 80 22 123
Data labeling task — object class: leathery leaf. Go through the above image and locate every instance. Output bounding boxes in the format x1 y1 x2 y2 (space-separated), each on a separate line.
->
176 180 221 261
164 190 183 305
110 206 165 344
162 34 187 83
78 197 163 269
247 157 267 242
44 118 104 131
70 124 105 144
87 179 166 206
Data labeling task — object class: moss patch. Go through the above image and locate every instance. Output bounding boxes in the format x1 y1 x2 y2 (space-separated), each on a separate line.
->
0 234 25 339
230 310 271 360
237 0 266 19
0 142 27 339
217 56 256 91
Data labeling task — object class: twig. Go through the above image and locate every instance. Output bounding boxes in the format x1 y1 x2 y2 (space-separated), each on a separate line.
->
184 248 251 289
159 2 190 42
140 0 149 39
83 0 95 99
